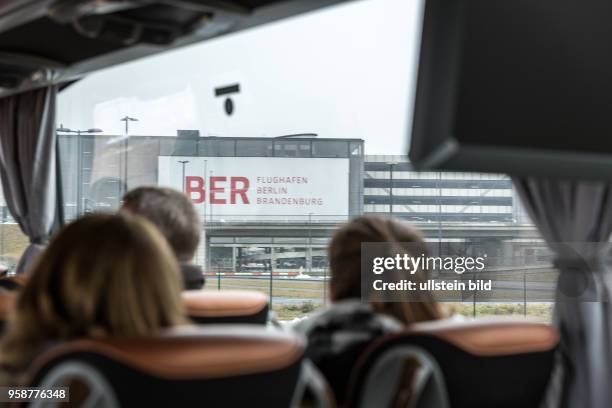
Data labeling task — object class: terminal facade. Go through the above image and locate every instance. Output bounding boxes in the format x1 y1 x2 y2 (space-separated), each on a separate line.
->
56 133 539 275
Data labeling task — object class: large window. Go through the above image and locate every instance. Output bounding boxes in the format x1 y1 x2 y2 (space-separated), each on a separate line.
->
236 139 273 157
274 140 311 157
199 139 235 157
52 0 551 322
312 140 349 158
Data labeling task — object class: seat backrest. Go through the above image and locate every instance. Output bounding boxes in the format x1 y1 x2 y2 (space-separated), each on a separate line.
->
0 274 26 291
27 326 308 407
346 319 559 408
0 290 15 334
182 290 269 325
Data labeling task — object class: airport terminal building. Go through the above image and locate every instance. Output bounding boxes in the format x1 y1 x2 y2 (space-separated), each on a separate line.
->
58 133 538 275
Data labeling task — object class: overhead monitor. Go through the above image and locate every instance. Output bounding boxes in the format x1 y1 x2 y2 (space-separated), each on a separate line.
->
409 0 612 179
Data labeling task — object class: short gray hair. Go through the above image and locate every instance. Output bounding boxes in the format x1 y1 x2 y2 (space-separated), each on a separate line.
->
122 186 200 262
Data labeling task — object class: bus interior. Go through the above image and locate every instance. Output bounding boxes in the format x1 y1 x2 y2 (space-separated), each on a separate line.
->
0 0 606 407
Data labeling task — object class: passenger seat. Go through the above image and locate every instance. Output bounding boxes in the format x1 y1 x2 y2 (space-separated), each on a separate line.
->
182 290 269 325
345 319 558 408
26 325 333 407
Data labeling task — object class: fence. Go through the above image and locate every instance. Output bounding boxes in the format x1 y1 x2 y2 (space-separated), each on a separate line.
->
205 266 557 322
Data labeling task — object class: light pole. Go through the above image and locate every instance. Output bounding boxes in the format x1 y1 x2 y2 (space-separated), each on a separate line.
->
178 160 189 193
203 160 208 221
209 170 214 224
119 116 138 135
429 171 444 280
57 124 104 136
202 159 208 273
119 116 138 196
207 169 214 277
308 212 313 274
386 161 398 216
56 125 103 217
437 171 442 256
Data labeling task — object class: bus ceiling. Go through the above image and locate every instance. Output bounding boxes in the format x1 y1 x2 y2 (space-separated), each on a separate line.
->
0 0 354 98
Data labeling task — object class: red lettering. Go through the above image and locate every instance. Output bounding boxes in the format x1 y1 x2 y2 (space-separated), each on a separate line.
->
210 176 226 204
186 176 205 203
231 177 250 204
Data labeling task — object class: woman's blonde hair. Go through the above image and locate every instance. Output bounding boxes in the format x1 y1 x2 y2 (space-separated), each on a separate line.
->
329 215 442 324
0 213 187 375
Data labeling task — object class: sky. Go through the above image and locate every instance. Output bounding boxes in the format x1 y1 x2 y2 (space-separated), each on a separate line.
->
57 0 424 155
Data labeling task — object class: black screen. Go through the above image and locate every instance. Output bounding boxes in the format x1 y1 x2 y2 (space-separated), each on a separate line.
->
410 0 612 177
456 0 612 153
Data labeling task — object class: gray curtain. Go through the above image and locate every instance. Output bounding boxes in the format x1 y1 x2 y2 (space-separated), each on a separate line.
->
513 178 612 408
0 85 63 274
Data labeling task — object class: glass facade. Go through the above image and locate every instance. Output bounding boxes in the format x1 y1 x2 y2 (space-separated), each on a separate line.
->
274 140 312 157
363 155 531 224
58 135 364 223
236 139 274 157
312 140 349 158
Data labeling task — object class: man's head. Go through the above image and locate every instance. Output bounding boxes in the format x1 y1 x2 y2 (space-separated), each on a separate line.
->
121 187 200 263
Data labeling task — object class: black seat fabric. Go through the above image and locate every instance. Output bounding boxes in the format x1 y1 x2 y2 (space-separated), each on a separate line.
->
346 319 559 408
27 326 305 407
0 290 15 335
296 301 401 405
0 275 25 291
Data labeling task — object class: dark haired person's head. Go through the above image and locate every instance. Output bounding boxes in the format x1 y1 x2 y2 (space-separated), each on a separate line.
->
328 215 442 324
121 187 204 290
122 187 200 262
0 213 186 378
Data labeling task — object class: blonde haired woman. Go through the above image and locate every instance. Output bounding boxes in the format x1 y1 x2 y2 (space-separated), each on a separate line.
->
0 213 187 385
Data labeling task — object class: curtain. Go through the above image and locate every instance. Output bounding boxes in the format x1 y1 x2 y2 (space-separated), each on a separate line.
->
513 178 612 408
0 85 63 274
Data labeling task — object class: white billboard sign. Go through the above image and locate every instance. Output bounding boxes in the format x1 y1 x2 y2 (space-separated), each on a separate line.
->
158 156 349 221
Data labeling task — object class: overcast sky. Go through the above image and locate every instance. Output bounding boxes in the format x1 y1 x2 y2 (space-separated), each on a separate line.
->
57 0 424 155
